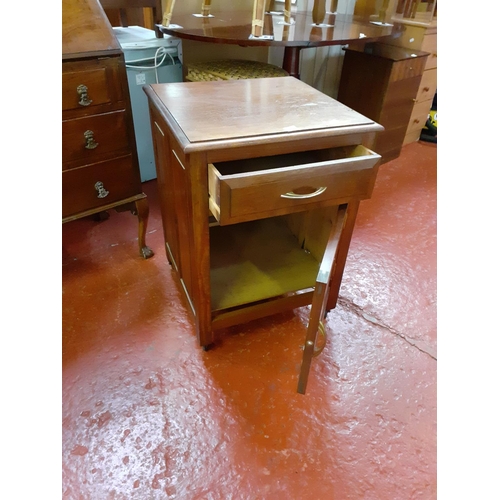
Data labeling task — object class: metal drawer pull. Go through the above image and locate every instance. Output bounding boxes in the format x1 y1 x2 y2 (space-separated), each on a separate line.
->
77 84 92 106
281 186 327 199
94 181 109 199
84 130 99 149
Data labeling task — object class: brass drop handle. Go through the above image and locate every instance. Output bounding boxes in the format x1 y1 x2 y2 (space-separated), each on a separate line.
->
77 84 92 106
414 118 420 124
281 186 327 199
84 130 99 149
94 181 109 199
423 86 430 92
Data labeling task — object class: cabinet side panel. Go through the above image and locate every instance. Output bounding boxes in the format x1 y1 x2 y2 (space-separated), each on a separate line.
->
171 146 194 300
337 50 390 121
150 107 180 268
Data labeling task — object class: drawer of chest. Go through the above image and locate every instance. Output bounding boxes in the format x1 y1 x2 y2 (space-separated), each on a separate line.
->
62 110 130 167
379 77 421 130
62 57 124 113
421 34 437 70
415 69 437 103
208 145 381 225
62 155 140 218
406 99 433 135
389 56 427 82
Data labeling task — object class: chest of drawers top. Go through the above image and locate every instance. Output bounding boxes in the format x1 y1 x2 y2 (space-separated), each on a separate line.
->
62 0 120 60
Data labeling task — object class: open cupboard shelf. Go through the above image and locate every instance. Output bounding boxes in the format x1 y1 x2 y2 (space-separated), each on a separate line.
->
210 215 319 312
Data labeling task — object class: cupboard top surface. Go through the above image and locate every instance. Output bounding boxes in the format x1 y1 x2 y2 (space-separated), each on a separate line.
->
62 0 120 57
146 77 383 150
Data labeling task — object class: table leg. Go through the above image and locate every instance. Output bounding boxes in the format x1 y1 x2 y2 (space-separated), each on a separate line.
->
283 46 302 78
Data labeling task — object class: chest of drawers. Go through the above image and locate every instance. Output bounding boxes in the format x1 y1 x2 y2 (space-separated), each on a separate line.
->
337 42 428 163
144 77 383 392
62 0 153 259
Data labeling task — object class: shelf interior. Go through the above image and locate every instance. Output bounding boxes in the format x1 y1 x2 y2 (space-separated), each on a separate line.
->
209 216 320 312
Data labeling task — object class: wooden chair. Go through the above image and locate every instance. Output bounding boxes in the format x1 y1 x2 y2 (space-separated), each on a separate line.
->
99 0 164 37
163 0 289 82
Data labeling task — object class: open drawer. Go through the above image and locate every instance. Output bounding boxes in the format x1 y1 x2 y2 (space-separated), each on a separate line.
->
208 145 380 225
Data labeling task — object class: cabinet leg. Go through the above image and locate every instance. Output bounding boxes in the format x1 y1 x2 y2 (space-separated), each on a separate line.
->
134 197 154 259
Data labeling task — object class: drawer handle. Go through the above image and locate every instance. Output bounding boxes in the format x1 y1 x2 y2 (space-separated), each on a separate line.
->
423 87 430 92
94 181 109 199
77 84 92 106
281 186 327 199
84 130 99 149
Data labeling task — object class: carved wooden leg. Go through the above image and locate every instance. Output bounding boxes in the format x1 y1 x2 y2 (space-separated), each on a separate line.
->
134 197 154 259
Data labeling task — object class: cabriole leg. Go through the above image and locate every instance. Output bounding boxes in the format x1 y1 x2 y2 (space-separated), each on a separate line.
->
134 197 154 259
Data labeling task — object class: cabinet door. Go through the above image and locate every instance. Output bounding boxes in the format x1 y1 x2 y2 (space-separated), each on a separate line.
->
151 115 179 265
150 111 195 307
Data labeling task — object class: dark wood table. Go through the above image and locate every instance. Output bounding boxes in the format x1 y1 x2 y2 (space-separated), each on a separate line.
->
157 9 403 77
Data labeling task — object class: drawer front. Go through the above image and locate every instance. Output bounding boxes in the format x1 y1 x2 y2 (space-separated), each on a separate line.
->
374 126 407 156
378 75 422 129
406 99 433 136
62 58 123 112
62 110 130 167
389 56 427 82
403 127 424 146
379 99 416 130
209 146 381 224
415 69 437 103
421 33 437 70
383 76 422 108
62 155 140 218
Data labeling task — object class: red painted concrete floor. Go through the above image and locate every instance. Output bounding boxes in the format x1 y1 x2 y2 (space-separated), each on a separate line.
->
62 141 437 499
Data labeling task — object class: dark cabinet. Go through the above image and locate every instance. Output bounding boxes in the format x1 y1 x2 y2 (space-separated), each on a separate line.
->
338 43 428 164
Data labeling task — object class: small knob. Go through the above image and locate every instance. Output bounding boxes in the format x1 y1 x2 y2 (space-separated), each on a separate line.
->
94 181 109 199
77 84 92 106
423 87 430 92
84 130 99 149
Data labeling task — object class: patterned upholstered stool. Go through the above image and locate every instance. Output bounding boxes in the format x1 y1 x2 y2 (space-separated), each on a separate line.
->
185 59 289 82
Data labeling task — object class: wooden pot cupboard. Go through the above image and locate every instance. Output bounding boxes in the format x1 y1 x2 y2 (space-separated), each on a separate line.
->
62 0 153 259
144 77 384 393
